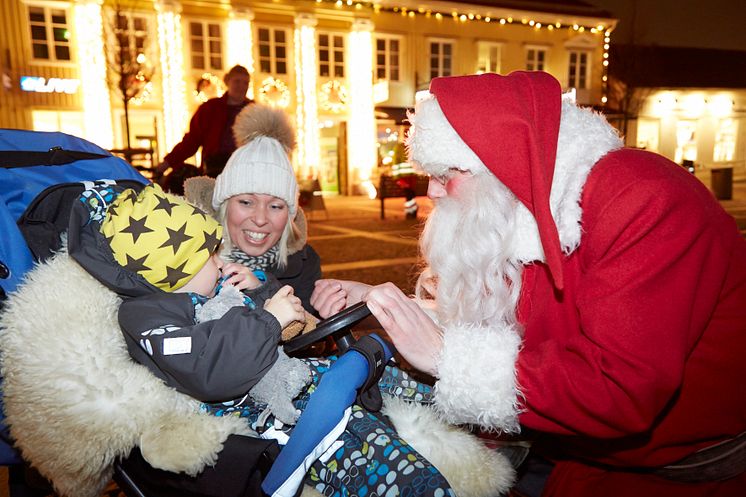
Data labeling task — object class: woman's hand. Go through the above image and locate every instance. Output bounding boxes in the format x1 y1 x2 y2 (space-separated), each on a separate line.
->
265 285 305 328
364 282 443 377
221 262 262 290
311 279 372 318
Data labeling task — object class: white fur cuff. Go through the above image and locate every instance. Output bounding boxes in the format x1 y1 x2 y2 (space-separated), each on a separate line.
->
406 95 488 177
434 323 522 432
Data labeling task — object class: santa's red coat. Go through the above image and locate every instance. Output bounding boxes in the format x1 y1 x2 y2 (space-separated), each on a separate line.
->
517 148 746 496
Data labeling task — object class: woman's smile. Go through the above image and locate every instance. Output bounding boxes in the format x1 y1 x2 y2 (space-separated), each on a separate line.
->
226 193 289 256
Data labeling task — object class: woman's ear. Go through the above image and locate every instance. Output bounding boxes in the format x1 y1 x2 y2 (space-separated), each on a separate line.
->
287 208 308 254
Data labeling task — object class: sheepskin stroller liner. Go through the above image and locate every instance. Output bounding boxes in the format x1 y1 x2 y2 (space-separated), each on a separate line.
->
0 129 148 495
0 132 279 496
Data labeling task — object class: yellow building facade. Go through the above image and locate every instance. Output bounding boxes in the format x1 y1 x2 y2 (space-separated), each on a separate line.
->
0 0 615 194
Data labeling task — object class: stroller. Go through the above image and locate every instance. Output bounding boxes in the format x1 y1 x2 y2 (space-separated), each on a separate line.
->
0 129 279 497
0 130 514 497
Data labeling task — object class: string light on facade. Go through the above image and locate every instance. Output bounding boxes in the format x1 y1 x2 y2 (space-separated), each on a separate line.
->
73 0 113 148
601 29 612 106
316 1 609 37
227 8 254 99
294 14 321 180
348 18 377 199
156 0 188 152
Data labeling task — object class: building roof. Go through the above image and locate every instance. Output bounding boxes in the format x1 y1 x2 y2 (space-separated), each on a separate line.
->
609 45 746 89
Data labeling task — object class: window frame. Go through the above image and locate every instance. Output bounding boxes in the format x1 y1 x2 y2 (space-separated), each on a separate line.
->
112 10 153 69
477 41 502 74
568 50 590 90
713 118 737 163
525 46 547 71
428 38 454 80
317 30 345 79
674 119 698 164
374 34 401 82
188 19 224 72
256 25 290 76
26 3 73 63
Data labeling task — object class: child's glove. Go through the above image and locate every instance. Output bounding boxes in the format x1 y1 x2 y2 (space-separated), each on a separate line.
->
281 312 318 342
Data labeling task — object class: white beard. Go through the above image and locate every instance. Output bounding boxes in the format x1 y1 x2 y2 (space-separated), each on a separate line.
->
416 174 524 329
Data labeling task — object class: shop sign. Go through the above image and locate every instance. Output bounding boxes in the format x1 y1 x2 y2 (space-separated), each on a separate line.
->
20 76 80 94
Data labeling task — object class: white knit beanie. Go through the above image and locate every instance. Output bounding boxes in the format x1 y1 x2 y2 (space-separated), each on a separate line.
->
212 104 299 215
212 136 298 214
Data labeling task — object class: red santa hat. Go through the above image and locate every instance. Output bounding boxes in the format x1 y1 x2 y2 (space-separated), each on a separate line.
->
407 71 564 289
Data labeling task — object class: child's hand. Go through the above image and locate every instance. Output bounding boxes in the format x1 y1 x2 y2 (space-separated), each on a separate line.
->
264 285 305 329
221 262 261 290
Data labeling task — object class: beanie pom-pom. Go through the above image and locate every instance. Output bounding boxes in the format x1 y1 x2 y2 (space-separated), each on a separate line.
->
233 104 296 153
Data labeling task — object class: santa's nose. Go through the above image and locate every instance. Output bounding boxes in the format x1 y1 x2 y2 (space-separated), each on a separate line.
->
427 177 447 199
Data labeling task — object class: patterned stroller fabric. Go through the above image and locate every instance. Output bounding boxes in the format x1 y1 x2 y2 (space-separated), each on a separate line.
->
204 358 455 497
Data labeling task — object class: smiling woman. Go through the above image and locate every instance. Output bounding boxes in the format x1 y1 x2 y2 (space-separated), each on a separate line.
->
193 103 323 312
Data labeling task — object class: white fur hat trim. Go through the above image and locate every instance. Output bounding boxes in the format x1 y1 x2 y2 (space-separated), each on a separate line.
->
406 94 489 177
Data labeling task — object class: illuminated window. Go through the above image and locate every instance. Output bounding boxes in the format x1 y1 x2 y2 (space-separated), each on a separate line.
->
114 12 149 67
568 51 589 89
636 119 660 152
31 110 84 136
375 35 400 82
318 32 344 78
714 118 737 162
675 120 697 164
257 27 288 75
429 39 453 79
526 47 546 71
189 21 223 71
477 42 501 74
28 5 71 61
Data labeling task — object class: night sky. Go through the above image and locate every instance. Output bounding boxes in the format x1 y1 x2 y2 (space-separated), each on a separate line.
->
584 0 746 50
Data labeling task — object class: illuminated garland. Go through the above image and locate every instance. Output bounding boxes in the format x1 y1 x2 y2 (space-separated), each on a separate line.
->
194 72 224 103
259 76 291 108
319 80 348 112
130 79 154 106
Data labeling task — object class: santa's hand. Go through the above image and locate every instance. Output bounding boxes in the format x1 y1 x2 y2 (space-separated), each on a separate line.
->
364 282 443 377
221 262 261 290
265 285 305 328
311 279 371 318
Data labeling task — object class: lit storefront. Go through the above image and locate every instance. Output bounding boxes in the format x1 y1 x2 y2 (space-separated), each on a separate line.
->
633 90 744 169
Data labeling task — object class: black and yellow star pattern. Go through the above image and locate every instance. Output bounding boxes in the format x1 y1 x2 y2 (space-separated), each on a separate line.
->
101 184 223 291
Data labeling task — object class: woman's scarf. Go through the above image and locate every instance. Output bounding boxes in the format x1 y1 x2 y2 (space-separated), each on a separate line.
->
228 245 279 271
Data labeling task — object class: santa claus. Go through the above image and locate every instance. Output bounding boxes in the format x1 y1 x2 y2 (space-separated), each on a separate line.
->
311 71 746 497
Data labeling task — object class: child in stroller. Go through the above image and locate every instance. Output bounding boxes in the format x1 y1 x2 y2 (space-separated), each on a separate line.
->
67 181 455 497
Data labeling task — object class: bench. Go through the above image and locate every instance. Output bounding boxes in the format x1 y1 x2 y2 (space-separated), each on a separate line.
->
298 178 328 220
377 174 429 219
